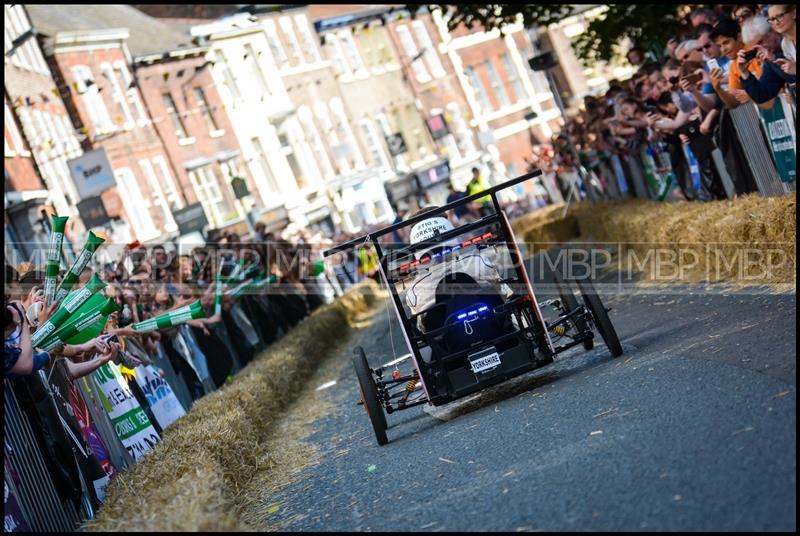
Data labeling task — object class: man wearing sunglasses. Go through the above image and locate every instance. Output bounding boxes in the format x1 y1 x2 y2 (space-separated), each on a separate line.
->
688 23 731 112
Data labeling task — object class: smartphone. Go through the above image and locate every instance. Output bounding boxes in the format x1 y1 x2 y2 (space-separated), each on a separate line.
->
681 72 703 85
742 49 758 62
706 57 720 71
104 334 119 345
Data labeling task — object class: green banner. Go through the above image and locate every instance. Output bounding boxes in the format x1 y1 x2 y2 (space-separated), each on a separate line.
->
759 99 796 184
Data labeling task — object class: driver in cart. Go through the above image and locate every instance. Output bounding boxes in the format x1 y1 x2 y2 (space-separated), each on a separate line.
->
402 207 513 342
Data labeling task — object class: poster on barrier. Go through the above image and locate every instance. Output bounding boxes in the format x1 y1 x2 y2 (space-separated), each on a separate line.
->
67 376 117 483
93 362 161 462
134 364 186 430
758 98 796 184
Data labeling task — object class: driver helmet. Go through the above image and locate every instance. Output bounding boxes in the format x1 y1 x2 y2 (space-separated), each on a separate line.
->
408 207 460 261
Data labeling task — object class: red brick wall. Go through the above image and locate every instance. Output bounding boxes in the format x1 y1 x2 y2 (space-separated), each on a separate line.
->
4 98 44 192
135 55 258 214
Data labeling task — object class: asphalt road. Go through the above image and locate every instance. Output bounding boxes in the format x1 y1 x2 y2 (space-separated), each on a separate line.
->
260 262 796 531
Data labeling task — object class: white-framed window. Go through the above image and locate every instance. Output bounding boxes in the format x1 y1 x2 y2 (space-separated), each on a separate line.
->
162 93 189 139
42 112 62 159
314 101 348 173
139 159 177 232
294 14 321 63
243 43 271 97
5 101 28 156
72 65 113 133
298 106 334 178
57 114 81 155
152 155 183 210
278 119 312 189
193 87 219 132
465 65 491 110
447 102 477 155
214 48 242 101
114 167 159 241
330 97 365 170
442 133 462 162
411 20 445 78
113 61 148 124
263 19 288 68
395 25 429 82
500 53 525 103
358 119 390 169
374 112 408 170
31 109 50 154
189 165 232 228
324 33 349 76
101 62 134 128
279 16 305 65
484 59 510 108
250 137 280 193
5 5 48 74
338 30 366 76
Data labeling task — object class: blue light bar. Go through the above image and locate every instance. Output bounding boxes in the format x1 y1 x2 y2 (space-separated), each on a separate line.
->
457 313 467 320
478 306 488 312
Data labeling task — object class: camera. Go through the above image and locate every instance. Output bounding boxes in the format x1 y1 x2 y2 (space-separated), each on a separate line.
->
742 49 758 62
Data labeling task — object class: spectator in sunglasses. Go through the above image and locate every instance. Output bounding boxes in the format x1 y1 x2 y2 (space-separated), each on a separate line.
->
733 4 757 25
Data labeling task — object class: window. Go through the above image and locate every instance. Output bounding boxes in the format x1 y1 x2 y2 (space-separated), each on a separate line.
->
113 61 148 124
243 43 271 97
5 102 27 155
324 34 349 76
162 93 188 139
447 102 477 155
193 87 219 132
5 5 47 73
57 114 81 155
72 65 113 133
263 20 288 67
484 59 510 108
279 17 304 65
294 15 321 63
189 165 232 228
251 137 280 193
465 65 491 110
395 25 429 82
42 112 62 159
338 30 366 75
278 121 309 189
374 112 408 170
358 119 390 169
219 158 250 214
298 106 334 178
114 167 158 240
411 20 445 78
101 62 134 128
315 102 348 173
500 53 525 103
139 159 177 232
214 49 241 100
330 97 365 170
152 156 183 210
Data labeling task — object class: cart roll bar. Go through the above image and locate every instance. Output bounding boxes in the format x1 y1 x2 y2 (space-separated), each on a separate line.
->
322 169 542 258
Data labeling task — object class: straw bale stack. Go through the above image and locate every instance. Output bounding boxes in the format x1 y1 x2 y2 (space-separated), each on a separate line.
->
86 279 379 531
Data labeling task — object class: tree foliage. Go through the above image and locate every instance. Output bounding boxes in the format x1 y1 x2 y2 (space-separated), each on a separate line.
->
423 4 696 64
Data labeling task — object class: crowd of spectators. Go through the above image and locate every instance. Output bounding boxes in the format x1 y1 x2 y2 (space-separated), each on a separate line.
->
528 4 796 203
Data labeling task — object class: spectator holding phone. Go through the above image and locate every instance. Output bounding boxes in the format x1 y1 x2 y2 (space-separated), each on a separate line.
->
690 24 731 111
738 15 795 103
768 5 796 74
708 17 753 107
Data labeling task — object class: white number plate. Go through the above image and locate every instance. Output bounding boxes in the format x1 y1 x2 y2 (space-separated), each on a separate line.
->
469 351 501 373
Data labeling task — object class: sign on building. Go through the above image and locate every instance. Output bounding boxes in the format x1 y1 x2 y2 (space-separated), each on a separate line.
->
172 203 209 236
67 149 117 200
385 132 408 156
77 197 111 229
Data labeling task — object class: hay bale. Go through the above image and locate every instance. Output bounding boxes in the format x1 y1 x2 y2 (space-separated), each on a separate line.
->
86 280 380 532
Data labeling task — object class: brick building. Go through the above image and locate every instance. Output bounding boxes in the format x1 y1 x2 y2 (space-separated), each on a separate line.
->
309 5 440 216
5 4 84 259
431 8 564 196
124 15 262 237
26 5 189 245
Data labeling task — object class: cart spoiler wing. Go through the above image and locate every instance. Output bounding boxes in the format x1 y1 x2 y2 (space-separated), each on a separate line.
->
322 169 542 258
